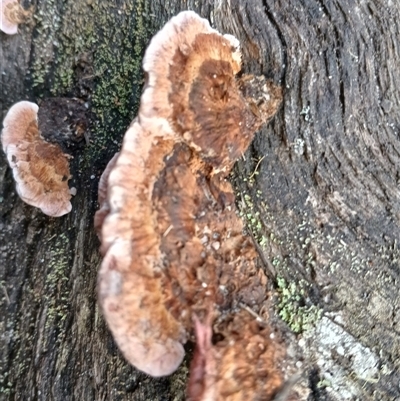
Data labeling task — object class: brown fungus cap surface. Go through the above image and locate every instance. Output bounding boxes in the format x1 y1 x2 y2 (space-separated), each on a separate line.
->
152 143 283 399
97 121 184 377
141 10 250 173
140 11 280 173
95 9 283 392
1 101 72 217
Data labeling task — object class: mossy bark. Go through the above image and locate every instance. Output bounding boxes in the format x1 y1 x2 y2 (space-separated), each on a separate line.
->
1 0 400 400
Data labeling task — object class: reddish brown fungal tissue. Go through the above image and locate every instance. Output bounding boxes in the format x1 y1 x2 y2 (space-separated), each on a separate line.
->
95 9 283 396
1 101 72 217
188 312 283 401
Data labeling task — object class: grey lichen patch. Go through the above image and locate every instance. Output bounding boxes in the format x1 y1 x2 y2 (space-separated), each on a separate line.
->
293 137 305 156
276 275 322 334
0 380 12 396
44 233 71 340
300 316 379 399
0 280 10 307
31 0 63 88
0 366 12 395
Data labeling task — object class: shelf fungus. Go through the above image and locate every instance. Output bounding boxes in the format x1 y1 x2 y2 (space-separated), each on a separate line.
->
96 10 283 398
1 101 72 217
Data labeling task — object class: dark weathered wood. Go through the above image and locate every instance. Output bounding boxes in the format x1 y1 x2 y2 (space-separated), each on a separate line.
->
223 1 400 399
1 0 400 400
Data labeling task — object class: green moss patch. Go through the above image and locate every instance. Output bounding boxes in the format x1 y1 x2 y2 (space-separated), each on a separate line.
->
30 0 156 165
276 275 322 333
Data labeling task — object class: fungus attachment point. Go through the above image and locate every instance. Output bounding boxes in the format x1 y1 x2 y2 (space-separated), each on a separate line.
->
188 311 284 401
187 315 218 401
95 10 283 393
1 0 30 35
1 101 73 217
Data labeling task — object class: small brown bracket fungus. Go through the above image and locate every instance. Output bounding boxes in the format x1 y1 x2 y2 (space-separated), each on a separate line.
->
1 101 72 216
95 10 282 388
0 0 30 35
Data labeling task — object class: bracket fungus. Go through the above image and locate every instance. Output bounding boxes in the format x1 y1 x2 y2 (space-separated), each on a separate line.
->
0 0 30 35
96 10 283 397
1 101 72 217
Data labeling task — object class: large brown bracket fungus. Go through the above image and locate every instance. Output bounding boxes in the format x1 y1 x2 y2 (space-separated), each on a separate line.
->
1 101 73 217
96 10 283 398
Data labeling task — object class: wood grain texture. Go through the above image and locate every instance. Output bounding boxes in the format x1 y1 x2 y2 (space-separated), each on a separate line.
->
1 0 400 400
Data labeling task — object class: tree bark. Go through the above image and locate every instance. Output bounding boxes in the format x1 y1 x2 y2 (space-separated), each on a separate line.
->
1 0 400 400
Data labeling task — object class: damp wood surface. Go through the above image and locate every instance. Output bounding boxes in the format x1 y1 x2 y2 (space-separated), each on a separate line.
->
0 0 399 400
